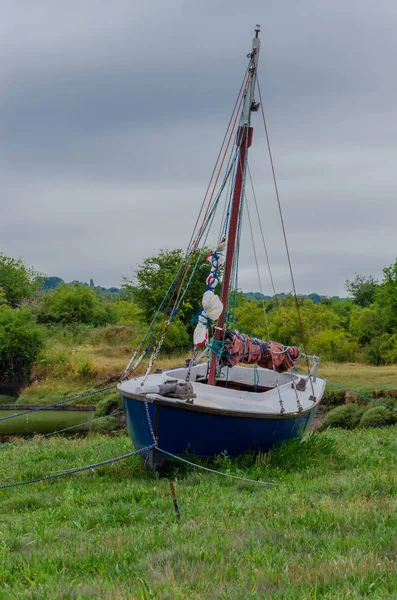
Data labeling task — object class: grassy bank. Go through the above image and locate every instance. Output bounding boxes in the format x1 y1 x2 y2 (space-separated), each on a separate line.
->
11 322 397 405
319 362 397 395
0 427 396 599
1 326 397 597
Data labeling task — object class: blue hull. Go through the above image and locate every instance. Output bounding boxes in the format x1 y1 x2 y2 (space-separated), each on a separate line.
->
122 395 318 461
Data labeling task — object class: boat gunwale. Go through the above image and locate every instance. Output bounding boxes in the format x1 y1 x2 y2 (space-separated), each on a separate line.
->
119 387 322 420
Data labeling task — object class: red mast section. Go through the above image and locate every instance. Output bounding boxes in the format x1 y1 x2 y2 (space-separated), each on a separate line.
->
208 25 261 386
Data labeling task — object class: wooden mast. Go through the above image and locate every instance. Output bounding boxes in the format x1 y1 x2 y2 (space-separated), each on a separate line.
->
208 25 261 386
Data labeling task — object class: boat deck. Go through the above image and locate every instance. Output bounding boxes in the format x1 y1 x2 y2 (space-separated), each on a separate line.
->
118 364 325 417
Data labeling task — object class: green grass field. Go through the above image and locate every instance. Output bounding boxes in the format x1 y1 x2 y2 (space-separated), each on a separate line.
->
2 335 397 599
1 425 396 599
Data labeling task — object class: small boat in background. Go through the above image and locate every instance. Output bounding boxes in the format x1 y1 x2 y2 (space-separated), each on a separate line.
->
0 404 96 436
118 25 325 465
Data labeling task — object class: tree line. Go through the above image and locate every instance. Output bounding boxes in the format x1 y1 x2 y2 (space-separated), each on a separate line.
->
1 249 397 394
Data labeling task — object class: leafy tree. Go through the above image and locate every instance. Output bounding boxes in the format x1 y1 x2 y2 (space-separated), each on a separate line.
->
123 248 213 324
328 298 354 331
365 333 397 365
349 306 382 345
0 306 44 392
269 298 341 346
42 276 64 291
37 284 114 326
374 259 397 333
160 318 191 353
0 253 42 307
113 300 144 326
233 299 271 339
234 296 343 351
345 274 378 307
307 293 322 304
309 330 357 362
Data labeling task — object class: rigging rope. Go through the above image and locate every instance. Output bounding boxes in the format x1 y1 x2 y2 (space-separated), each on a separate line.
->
171 72 251 316
245 194 286 413
247 164 277 297
257 77 315 398
185 67 250 257
131 83 247 382
136 82 250 382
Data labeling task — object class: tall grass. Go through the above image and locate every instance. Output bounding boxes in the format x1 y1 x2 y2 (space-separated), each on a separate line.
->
0 427 396 598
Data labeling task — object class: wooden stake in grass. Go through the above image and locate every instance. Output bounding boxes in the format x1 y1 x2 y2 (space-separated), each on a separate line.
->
169 481 180 519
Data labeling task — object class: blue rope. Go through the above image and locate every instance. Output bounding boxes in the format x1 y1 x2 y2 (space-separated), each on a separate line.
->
228 318 264 339
207 338 226 357
320 378 397 411
0 410 123 451
254 364 259 392
156 448 278 487
0 445 155 490
0 385 117 424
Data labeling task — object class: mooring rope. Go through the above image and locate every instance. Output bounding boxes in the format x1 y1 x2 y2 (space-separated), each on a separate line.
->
320 378 397 411
156 448 279 486
0 443 279 491
0 410 123 450
0 385 117 424
0 445 155 490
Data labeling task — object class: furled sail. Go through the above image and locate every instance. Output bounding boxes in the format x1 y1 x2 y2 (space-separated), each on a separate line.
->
220 331 301 373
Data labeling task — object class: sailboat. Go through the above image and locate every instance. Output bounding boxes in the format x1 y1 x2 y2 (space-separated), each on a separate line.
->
118 25 325 465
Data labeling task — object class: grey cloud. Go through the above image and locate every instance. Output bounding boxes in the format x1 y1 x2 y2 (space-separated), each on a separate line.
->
1 0 397 294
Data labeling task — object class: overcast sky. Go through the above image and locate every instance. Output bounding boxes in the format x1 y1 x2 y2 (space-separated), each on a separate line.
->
2 0 397 296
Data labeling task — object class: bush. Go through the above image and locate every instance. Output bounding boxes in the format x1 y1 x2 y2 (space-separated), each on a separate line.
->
37 284 114 327
0 395 17 405
44 323 94 346
322 389 346 406
17 388 76 406
33 347 72 380
309 330 357 362
91 416 121 433
359 407 395 428
365 333 397 366
0 254 42 307
95 391 122 417
113 300 143 326
381 397 397 409
320 404 366 431
159 318 190 354
75 358 94 378
0 306 44 391
88 325 143 347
